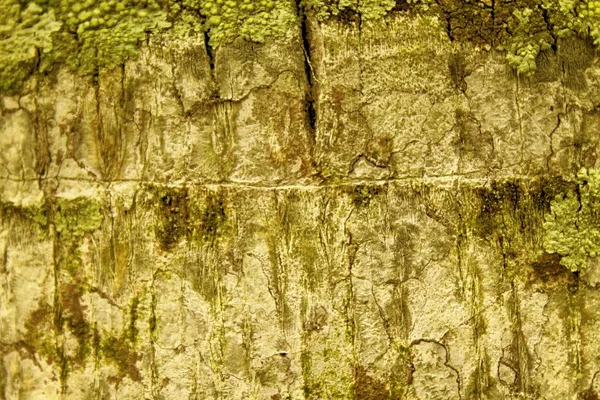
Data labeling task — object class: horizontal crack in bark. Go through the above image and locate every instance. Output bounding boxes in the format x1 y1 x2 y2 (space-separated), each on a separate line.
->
0 174 561 190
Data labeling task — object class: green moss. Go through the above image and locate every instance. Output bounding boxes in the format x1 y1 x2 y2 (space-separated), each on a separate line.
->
128 296 139 343
505 7 553 76
54 197 103 239
100 334 141 381
47 0 170 75
0 0 169 90
167 9 204 39
471 0 600 76
0 1 60 92
0 200 48 226
350 184 382 208
155 186 189 250
543 168 600 272
301 0 395 22
186 0 296 47
4 0 600 88
194 190 228 243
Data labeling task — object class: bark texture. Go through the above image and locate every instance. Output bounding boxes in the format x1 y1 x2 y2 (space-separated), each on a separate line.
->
2 10 600 400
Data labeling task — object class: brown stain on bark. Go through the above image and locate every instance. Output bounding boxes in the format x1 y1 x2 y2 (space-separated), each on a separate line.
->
155 186 189 251
100 335 141 383
354 365 389 400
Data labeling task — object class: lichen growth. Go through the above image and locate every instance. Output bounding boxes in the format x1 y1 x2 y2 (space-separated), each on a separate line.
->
0 0 169 90
54 197 104 239
154 186 189 250
503 0 600 76
545 0 600 43
47 0 170 75
543 168 600 272
504 7 553 76
300 0 396 22
0 1 60 92
4 0 600 89
187 0 296 46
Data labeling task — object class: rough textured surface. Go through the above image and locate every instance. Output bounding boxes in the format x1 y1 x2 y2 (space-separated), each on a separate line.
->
2 6 600 400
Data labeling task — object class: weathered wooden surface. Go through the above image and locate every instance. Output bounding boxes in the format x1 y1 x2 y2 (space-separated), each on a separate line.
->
2 12 600 400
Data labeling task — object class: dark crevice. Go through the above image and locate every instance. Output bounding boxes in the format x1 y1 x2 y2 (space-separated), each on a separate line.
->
203 27 219 101
434 0 455 42
391 0 411 12
93 69 105 180
411 338 463 400
298 1 317 132
204 30 215 74
540 5 558 51
490 0 495 44
443 13 455 42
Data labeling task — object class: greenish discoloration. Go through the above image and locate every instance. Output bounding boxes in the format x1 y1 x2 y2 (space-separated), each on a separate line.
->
353 364 388 399
301 0 396 22
468 177 572 245
530 252 567 284
543 168 600 272
350 184 383 208
505 7 553 76
0 1 60 92
54 197 103 239
60 283 93 366
193 189 228 244
473 180 525 240
448 51 469 92
154 186 189 250
389 345 414 398
0 199 50 234
191 0 296 46
100 334 141 382
128 295 140 343
184 188 233 301
60 243 84 277
24 300 57 364
47 0 169 75
3 0 600 91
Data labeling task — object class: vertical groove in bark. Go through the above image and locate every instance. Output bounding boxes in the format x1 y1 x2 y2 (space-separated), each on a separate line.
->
510 281 532 395
569 274 582 386
297 1 318 143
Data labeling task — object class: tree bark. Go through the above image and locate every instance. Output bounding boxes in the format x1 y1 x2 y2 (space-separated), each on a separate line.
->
2 10 600 400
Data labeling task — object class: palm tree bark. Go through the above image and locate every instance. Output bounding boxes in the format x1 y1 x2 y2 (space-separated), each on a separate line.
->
1 9 600 400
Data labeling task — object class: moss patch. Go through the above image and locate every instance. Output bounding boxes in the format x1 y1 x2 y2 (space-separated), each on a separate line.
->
100 335 141 382
543 168 600 272
47 0 170 75
191 0 296 46
54 197 103 239
0 1 60 92
350 184 383 208
0 199 50 236
195 189 228 243
155 186 189 250
301 0 396 22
